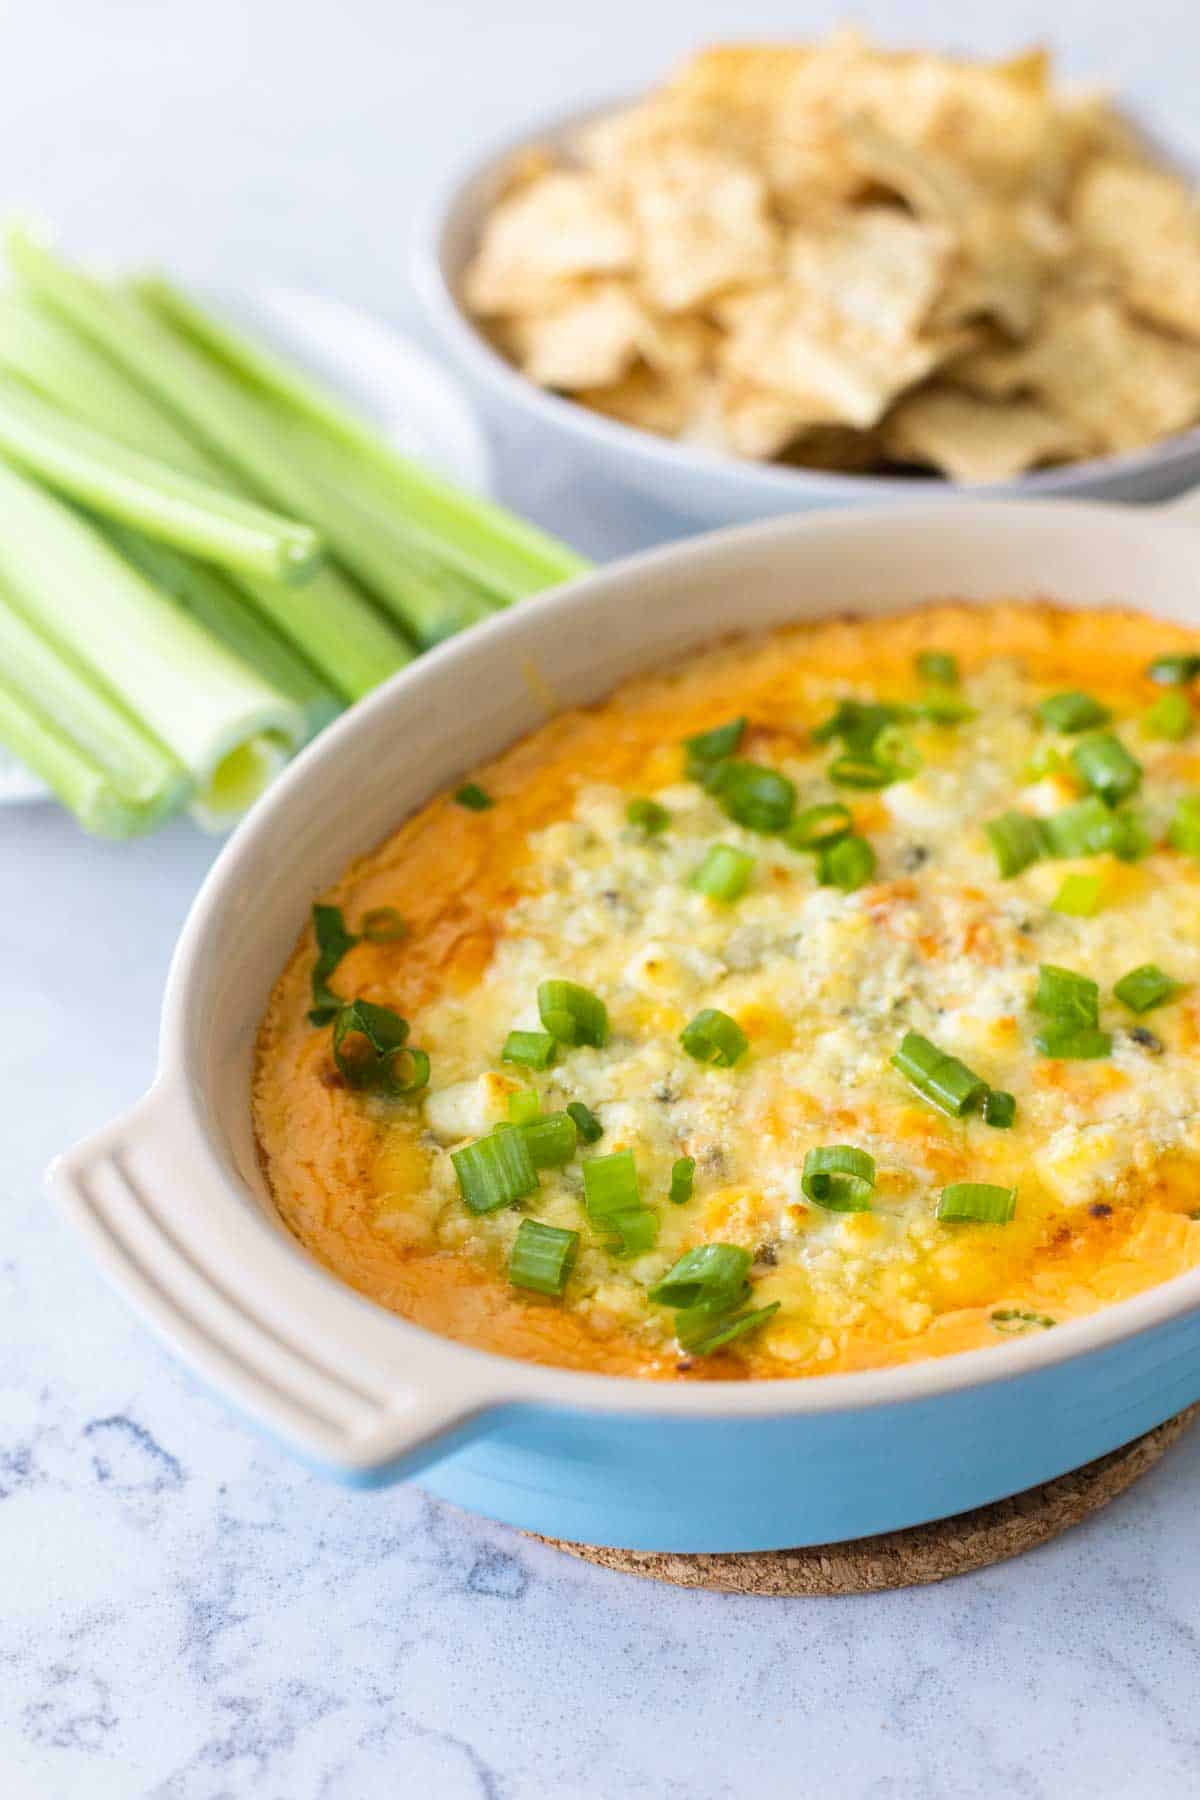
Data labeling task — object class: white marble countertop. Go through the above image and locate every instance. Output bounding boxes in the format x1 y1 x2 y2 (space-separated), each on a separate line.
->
5 1 1200 1794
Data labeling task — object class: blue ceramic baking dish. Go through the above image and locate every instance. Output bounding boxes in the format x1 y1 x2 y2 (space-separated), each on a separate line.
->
50 495 1200 1552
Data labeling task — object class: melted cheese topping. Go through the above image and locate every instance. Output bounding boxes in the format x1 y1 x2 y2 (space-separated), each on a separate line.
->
254 603 1200 1381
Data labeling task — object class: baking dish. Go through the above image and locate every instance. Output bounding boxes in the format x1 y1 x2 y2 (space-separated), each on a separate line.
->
413 96 1200 529
50 489 1200 1552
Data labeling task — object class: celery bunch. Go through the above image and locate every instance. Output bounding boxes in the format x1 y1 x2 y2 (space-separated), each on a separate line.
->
0 225 587 836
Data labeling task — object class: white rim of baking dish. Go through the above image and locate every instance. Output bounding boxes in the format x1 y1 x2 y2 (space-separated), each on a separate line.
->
49 490 1200 1476
412 91 1200 507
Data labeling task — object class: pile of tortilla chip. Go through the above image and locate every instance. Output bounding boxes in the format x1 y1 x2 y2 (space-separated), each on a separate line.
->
462 31 1200 482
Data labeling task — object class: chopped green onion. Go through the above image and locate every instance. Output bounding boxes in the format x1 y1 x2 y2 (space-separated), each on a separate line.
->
1040 795 1146 860
817 833 877 891
916 650 959 686
308 903 357 1024
520 1111 578 1169
626 796 669 834
828 750 901 789
937 1183 1016 1224
689 842 755 902
1142 689 1192 741
1034 964 1099 1028
0 373 322 583
1114 964 1178 1013
683 1302 780 1356
1052 872 1106 917
982 1089 1017 1129
915 686 975 725
582 1148 640 1218
565 1100 603 1145
784 802 852 849
602 1207 659 1258
649 1244 751 1309
508 1218 578 1297
502 1029 557 1070
506 1089 541 1125
1024 744 1069 781
1037 690 1110 733
669 1156 696 1205
452 1127 538 1213
683 716 746 778
801 1145 876 1212
891 1032 987 1117
984 811 1043 878
991 1308 1055 1332
1071 733 1142 806
1169 794 1200 858
332 999 428 1094
680 1008 749 1068
538 979 609 1049
1148 653 1200 686
455 781 493 811
1035 1022 1112 1059
361 906 406 944
708 759 795 833
812 698 907 748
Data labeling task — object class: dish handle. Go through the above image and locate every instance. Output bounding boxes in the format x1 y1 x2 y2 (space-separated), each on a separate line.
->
47 1088 512 1484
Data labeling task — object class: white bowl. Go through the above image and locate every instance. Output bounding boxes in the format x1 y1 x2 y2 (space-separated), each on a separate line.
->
412 97 1200 527
47 484 1200 1552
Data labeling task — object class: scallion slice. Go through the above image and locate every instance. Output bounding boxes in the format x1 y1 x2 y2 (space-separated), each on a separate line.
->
1142 689 1192 741
538 979 609 1049
565 1100 603 1145
689 842 755 902
332 999 428 1094
680 1008 749 1068
602 1207 659 1258
626 796 669 834
520 1111 578 1169
669 1155 696 1205
502 1029 557 1070
812 699 907 748
683 1302 780 1356
649 1244 751 1309
455 781 493 811
683 716 746 778
361 905 406 944
1035 1022 1112 1059
982 1089 1017 1129
891 1032 987 1117
1051 872 1106 917
801 1145 876 1212
937 1183 1016 1224
508 1218 579 1297
1040 796 1144 860
1169 794 1200 858
1071 733 1142 805
984 811 1043 878
828 750 902 789
308 903 357 1024
784 802 852 849
916 650 959 686
582 1148 640 1217
915 686 975 725
708 759 795 833
1114 964 1178 1013
452 1126 538 1213
817 832 876 891
1037 690 1110 733
1034 964 1099 1028
1148 653 1200 686
506 1089 541 1125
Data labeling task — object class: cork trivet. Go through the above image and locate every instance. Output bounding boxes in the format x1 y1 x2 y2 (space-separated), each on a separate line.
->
538 1406 1197 1595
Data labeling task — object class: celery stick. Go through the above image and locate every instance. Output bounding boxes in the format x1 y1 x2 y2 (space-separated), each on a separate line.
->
0 375 323 583
0 577 187 833
0 456 305 820
0 282 412 698
100 522 342 740
7 233 482 644
136 273 592 599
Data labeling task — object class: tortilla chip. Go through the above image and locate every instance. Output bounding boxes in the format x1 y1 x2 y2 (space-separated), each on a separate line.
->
508 281 645 390
786 207 954 344
1071 157 1200 341
625 145 780 313
881 384 1089 480
463 172 635 316
952 295 1200 452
